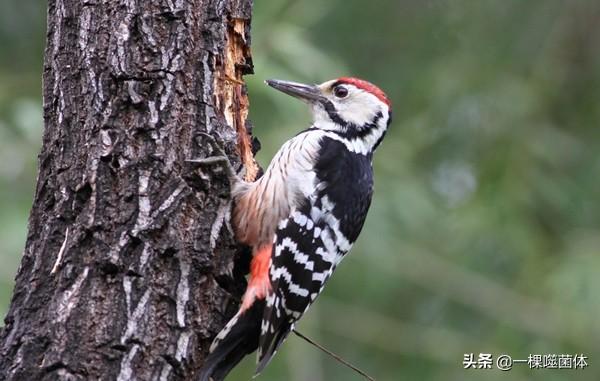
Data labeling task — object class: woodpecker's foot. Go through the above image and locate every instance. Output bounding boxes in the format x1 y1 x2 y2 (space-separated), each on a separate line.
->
186 155 238 182
197 132 228 158
187 133 241 184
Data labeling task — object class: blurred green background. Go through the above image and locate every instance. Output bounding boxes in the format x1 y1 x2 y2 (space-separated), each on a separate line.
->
1 1 599 380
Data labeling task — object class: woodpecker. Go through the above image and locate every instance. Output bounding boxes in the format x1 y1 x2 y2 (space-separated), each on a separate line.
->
198 77 391 381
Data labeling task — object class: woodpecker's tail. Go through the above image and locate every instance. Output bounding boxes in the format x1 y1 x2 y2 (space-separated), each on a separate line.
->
197 300 264 381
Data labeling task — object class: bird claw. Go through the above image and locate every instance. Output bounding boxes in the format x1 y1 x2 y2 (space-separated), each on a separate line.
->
186 133 240 183
186 156 230 166
186 156 238 182
197 132 228 158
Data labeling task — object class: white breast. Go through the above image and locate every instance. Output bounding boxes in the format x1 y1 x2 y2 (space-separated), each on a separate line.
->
232 130 325 246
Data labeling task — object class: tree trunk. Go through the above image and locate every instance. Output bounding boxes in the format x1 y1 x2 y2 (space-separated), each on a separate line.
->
0 0 258 379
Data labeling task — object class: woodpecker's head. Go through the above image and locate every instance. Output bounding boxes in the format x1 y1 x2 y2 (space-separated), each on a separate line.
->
266 77 391 152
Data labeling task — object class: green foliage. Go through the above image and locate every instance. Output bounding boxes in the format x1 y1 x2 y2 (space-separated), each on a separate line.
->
1 1 599 380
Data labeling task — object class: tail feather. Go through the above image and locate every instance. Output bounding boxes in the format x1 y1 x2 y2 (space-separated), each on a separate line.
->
198 301 264 381
255 321 292 376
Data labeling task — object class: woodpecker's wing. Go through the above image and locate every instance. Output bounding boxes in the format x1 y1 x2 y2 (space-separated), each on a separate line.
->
255 202 341 373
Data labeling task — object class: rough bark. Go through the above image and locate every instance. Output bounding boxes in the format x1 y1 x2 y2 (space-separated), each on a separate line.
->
0 0 257 379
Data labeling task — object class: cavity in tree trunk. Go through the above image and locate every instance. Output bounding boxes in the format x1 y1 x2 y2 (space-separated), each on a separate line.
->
0 0 258 379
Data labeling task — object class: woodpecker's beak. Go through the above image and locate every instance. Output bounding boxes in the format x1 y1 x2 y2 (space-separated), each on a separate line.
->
265 79 325 103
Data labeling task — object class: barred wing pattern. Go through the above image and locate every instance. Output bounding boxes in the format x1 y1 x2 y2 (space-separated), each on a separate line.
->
256 203 344 372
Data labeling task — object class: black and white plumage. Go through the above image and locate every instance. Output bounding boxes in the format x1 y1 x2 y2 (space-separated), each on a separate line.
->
199 77 392 381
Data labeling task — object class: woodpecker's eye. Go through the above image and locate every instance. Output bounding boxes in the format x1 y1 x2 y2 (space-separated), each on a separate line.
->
333 86 348 98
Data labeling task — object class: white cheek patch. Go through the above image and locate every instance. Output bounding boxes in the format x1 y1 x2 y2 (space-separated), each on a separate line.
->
336 90 383 126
